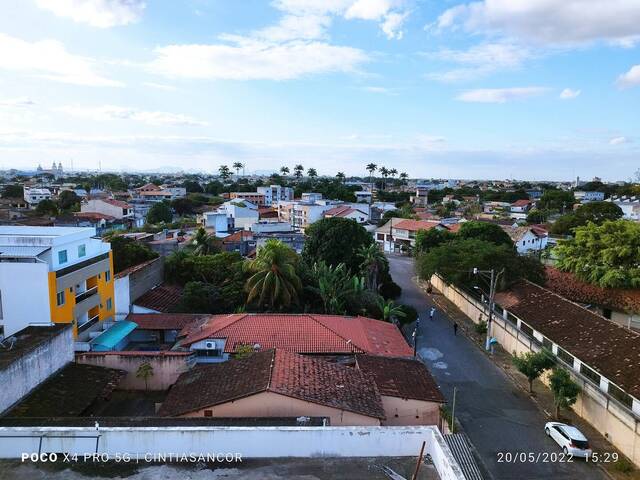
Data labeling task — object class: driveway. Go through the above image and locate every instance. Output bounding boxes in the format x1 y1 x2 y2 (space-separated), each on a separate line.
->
388 254 606 480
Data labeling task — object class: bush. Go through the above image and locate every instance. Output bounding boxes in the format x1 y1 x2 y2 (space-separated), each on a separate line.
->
379 280 402 299
612 457 634 474
474 321 488 335
396 304 418 326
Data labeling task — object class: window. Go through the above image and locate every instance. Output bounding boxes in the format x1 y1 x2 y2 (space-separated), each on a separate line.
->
580 363 601 386
542 337 553 350
56 291 65 306
105 270 111 282
58 250 68 264
557 347 575 366
204 410 213 417
105 298 112 311
77 244 86 258
608 383 633 409
519 322 534 337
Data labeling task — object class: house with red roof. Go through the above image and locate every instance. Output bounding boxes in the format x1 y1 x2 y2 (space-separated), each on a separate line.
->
177 313 413 362
81 198 133 222
323 205 368 223
374 217 449 253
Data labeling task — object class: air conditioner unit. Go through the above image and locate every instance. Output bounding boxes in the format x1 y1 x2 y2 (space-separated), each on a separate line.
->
205 341 216 350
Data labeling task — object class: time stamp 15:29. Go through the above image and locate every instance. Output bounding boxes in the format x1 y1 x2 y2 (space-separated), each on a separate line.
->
497 451 620 463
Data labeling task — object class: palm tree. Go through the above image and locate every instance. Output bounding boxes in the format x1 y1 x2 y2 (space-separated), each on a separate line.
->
189 227 220 256
293 164 304 180
307 168 317 179
280 166 290 179
312 261 362 315
358 244 388 292
245 239 301 311
336 172 346 183
376 297 406 323
400 172 408 185
379 166 389 190
389 168 398 182
218 165 231 182
232 162 244 178
366 163 377 183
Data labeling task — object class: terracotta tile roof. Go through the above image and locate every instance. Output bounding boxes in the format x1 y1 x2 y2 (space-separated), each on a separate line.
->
356 355 445 403
324 205 364 218
158 349 385 419
139 190 172 196
495 280 640 398
73 212 116 221
511 199 533 207
179 314 413 357
393 219 441 232
258 208 278 218
500 225 548 242
126 313 207 330
134 283 183 313
545 267 640 314
443 223 462 233
101 198 131 209
136 183 161 191
222 230 254 243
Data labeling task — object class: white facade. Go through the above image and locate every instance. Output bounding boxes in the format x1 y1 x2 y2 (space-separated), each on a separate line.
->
161 186 187 199
607 196 640 220
355 191 373 203
257 185 294 206
514 229 548 254
202 212 232 234
248 222 293 233
221 201 259 230
23 187 52 207
81 199 132 220
301 192 323 202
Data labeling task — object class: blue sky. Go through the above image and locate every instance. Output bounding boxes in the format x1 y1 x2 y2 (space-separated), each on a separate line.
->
0 0 638 180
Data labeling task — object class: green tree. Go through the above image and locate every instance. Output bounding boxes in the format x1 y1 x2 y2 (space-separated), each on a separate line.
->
526 208 549 225
57 190 80 211
35 199 59 216
188 227 221 256
176 281 220 313
399 172 408 184
312 262 360 314
1 184 23 198
280 166 290 178
414 228 454 255
538 190 575 212
109 236 158 274
293 164 304 180
136 361 154 391
551 202 623 235
245 239 302 311
366 163 377 183
232 162 244 177
234 344 255 359
555 220 640 288
549 368 581 419
218 165 232 182
171 197 195 216
457 221 513 247
336 172 345 183
146 201 173 224
512 350 555 393
182 180 203 193
358 244 388 292
375 298 406 323
307 168 318 179
303 217 373 274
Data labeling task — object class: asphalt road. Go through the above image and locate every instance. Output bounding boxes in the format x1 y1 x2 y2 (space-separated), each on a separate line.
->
388 254 606 480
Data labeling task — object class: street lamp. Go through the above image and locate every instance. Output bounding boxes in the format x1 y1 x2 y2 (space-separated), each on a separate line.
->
413 317 420 357
473 267 504 352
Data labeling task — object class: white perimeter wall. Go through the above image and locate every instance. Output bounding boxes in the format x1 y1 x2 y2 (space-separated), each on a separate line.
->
0 426 465 480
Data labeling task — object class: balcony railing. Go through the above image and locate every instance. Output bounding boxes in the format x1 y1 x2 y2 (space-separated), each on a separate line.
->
75 286 98 304
78 314 100 333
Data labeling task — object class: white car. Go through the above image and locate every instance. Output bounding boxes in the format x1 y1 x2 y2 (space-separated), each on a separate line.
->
545 422 592 458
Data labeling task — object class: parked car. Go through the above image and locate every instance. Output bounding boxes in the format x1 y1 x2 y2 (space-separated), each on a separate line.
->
545 422 592 458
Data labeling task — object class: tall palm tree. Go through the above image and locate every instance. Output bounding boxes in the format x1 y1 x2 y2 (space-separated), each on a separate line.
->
293 164 304 180
366 163 377 183
218 165 231 182
399 172 408 185
245 239 301 311
358 244 388 292
312 261 361 315
280 166 290 180
336 172 346 183
232 162 244 178
189 227 220 256
389 168 398 181
307 168 317 179
379 166 389 190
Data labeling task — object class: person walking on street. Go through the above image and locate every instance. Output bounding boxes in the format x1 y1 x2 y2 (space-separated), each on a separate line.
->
453 322 458 336
429 307 436 321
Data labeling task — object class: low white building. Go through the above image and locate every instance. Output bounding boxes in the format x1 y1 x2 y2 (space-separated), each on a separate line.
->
501 225 549 254
23 187 52 207
81 198 133 221
607 196 640 220
257 185 294 207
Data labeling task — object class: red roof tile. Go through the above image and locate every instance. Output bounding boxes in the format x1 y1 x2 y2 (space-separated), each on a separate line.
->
356 355 445 403
158 349 385 419
222 230 254 243
101 198 131 209
126 313 207 330
134 284 183 313
393 219 441 232
511 199 533 207
179 314 413 357
74 212 116 221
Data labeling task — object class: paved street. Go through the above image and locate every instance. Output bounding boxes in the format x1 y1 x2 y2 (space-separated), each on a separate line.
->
388 255 606 480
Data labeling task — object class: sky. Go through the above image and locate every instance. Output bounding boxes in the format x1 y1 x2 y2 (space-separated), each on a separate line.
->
0 0 638 181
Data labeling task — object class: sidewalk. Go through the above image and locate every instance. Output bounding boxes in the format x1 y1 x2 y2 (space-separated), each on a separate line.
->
415 277 639 480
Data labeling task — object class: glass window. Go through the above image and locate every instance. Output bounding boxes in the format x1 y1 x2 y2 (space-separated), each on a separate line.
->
58 250 68 264
106 298 112 310
105 270 111 282
557 347 575 366
580 363 601 386
542 337 553 350
56 291 65 306
608 382 633 409
78 244 86 257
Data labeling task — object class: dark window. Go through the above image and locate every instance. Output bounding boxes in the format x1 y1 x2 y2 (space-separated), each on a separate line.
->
196 349 222 357
580 363 601 386
542 337 553 350
602 309 612 319
557 347 574 366
572 439 589 449
203 410 213 417
608 383 633 409
519 322 533 337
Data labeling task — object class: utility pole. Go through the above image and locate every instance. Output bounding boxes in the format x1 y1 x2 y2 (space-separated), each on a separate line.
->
473 267 504 351
413 318 420 357
451 386 457 434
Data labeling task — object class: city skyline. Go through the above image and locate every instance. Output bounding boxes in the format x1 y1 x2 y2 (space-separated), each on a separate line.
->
0 1 638 180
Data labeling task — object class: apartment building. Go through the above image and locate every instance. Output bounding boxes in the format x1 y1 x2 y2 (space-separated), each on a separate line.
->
277 200 334 231
256 185 294 206
229 192 266 206
0 226 115 338
23 187 52 208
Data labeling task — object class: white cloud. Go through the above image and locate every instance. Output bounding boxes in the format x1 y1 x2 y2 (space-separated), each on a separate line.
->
0 33 121 86
426 42 532 82
143 82 178 91
149 38 368 81
255 14 331 41
559 88 581 99
433 0 640 46
617 65 640 89
35 0 145 28
381 11 409 40
345 0 392 20
609 136 628 145
58 105 207 126
456 87 548 103
0 97 36 107
362 86 397 95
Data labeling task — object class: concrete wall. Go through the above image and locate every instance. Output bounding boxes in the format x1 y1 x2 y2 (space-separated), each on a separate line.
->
380 396 442 427
178 391 381 427
75 351 192 390
0 262 51 337
0 326 73 413
129 258 163 303
430 274 640 467
0 425 464 480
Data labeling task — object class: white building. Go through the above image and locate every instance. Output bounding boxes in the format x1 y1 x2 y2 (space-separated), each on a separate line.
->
202 212 233 235
501 225 549 255
574 191 605 203
81 198 133 221
607 196 640 220
355 191 373 203
257 185 294 207
301 192 323 202
23 187 52 208
221 200 260 230
0 226 114 338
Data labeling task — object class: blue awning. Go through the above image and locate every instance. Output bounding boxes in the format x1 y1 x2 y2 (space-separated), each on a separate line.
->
90 320 137 351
